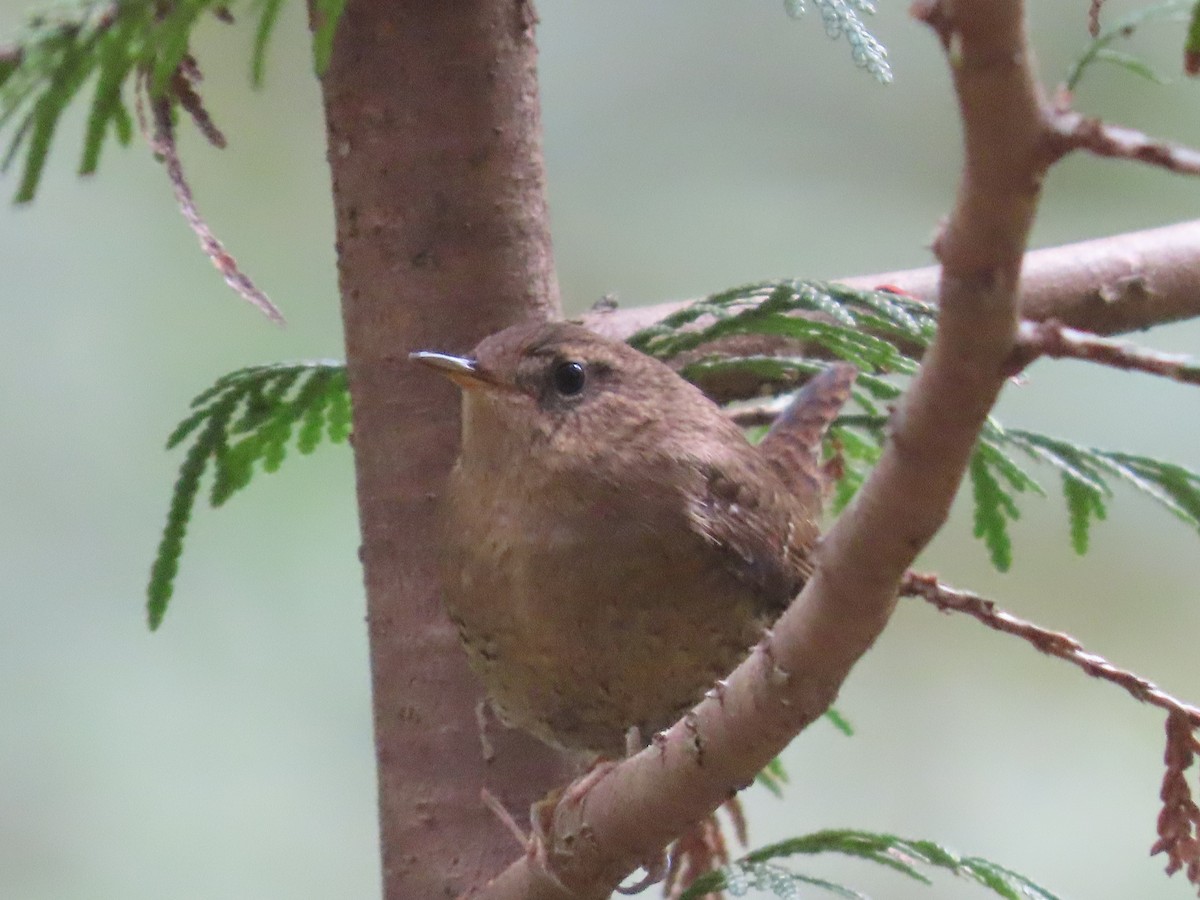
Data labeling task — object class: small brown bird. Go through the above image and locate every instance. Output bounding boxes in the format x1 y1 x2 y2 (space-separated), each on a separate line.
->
413 321 854 758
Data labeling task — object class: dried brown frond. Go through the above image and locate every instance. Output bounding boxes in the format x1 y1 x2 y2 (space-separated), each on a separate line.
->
139 73 284 323
1089 0 1105 38
723 795 748 850
171 54 226 149
663 813 732 900
1151 711 1200 892
904 573 1200 896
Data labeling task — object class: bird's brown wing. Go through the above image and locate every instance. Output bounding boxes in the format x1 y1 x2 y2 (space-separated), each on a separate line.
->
687 456 817 617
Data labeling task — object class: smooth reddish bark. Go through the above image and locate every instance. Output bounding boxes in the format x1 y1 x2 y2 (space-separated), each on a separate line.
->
318 0 571 895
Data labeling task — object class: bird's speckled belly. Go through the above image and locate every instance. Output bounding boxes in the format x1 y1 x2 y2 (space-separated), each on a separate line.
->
442 517 768 756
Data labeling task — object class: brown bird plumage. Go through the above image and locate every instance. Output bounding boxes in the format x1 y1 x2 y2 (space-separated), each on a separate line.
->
413 321 854 757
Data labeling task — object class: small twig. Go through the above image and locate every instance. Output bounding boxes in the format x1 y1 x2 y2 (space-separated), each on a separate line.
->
142 76 284 324
728 397 790 429
475 699 497 763
901 571 1200 730
480 788 529 852
1050 111 1200 177
1010 318 1200 385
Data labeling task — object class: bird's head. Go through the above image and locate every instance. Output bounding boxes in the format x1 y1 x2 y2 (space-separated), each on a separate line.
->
411 321 731 471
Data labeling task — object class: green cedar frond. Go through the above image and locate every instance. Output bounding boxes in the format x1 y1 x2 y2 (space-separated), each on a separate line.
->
0 0 347 201
1089 47 1171 85
978 422 1047 500
683 860 870 899
681 353 901 410
1067 0 1191 90
230 366 302 432
967 436 1042 573
629 280 934 370
146 392 239 629
822 411 1126 568
1000 429 1108 496
754 756 790 798
970 448 1016 573
297 376 332 453
923 419 1196 568
823 705 854 736
210 366 333 503
657 283 1198 567
310 0 346 75
2 0 157 201
681 828 1063 900
1188 1 1200 73
148 0 210 96
783 0 892 85
1002 428 1200 539
326 369 352 442
828 421 883 513
1101 449 1200 524
79 10 139 175
146 360 348 629
2 4 113 201
1062 472 1106 554
250 0 286 87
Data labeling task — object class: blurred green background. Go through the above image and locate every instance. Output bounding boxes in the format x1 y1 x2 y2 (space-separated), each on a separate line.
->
1 1 1198 897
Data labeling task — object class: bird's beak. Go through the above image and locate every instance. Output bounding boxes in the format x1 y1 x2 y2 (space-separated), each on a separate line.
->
410 350 496 391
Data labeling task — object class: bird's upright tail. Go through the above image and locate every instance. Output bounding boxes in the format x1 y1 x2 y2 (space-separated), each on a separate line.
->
757 363 858 512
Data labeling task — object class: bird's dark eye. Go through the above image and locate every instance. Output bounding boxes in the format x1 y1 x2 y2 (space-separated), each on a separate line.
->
552 360 586 396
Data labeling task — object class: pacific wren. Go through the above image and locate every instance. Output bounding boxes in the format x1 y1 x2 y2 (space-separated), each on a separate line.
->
413 321 854 757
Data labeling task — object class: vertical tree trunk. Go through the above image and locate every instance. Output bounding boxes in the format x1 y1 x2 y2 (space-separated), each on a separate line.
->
318 0 570 895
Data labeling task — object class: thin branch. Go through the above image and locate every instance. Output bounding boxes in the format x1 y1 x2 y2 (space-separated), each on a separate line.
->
1011 318 1200 385
581 219 1200 348
901 572 1200 729
1013 219 1200 335
1050 110 1200 177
